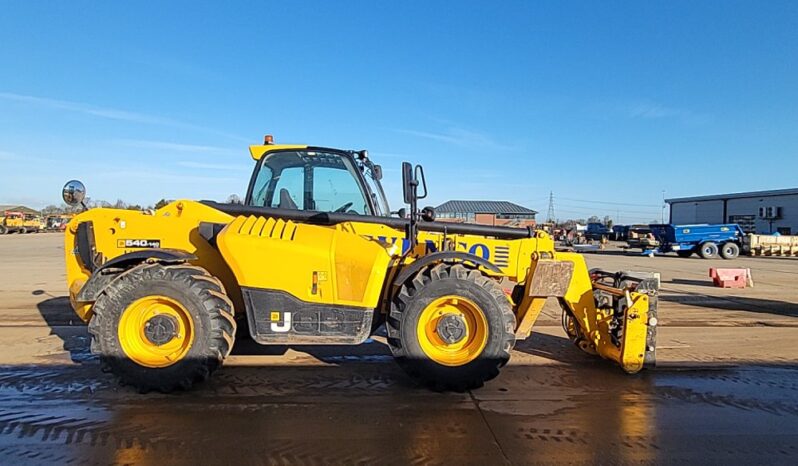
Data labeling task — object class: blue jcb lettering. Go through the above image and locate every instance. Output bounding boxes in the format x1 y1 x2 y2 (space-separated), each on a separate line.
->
425 240 438 254
376 235 397 245
468 243 490 260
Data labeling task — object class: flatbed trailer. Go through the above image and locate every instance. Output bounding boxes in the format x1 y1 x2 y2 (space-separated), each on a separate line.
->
746 233 798 257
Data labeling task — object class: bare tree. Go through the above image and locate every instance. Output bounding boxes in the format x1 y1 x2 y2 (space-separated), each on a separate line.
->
226 194 242 205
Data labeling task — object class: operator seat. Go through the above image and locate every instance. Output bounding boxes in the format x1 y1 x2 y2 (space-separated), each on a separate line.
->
278 188 298 210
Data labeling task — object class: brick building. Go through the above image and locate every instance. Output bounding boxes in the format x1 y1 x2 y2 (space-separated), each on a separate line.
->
435 200 537 228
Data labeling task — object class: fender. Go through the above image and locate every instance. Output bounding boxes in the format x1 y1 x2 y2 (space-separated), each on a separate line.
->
76 249 197 302
392 251 501 289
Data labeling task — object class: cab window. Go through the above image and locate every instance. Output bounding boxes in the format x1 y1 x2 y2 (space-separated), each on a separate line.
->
313 166 367 214
270 167 304 209
247 150 371 215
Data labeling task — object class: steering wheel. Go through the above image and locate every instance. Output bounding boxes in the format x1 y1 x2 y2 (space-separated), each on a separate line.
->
334 202 354 213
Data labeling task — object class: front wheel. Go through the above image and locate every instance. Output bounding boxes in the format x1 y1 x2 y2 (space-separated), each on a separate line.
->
387 263 516 391
89 263 236 392
0 225 6 235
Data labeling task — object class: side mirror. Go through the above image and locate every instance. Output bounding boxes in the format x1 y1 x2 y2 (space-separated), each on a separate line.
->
421 206 435 221
62 180 86 206
372 164 383 181
401 162 414 204
396 208 407 218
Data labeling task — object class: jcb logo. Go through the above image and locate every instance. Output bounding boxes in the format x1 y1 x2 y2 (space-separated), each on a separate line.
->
270 311 291 332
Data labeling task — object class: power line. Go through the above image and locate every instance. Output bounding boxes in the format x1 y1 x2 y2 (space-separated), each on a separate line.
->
557 197 660 208
556 203 660 216
555 209 659 222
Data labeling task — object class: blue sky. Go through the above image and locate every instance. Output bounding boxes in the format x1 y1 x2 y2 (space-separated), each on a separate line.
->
1 1 796 223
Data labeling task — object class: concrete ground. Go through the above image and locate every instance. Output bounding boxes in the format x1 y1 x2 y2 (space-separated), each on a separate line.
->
0 234 797 465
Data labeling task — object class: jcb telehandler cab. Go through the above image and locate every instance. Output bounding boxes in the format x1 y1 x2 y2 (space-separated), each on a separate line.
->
62 137 657 392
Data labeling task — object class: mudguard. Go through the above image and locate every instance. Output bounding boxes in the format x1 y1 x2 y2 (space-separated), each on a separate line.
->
76 249 197 302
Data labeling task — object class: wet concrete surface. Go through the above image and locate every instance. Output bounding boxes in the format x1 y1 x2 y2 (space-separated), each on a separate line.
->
1 235 798 464
1 344 797 465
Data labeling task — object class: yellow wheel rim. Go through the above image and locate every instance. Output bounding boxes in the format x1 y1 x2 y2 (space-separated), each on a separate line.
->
118 296 195 368
417 295 488 366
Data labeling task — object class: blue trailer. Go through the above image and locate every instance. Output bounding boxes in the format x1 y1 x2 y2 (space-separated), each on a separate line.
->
648 223 746 259
585 222 611 241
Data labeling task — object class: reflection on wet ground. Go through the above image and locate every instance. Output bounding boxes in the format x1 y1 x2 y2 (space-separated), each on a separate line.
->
6 235 798 464
1 348 797 465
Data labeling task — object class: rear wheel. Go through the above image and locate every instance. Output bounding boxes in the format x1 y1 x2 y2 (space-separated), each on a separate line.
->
720 242 740 259
676 251 693 258
89 263 236 392
699 242 719 259
19 227 27 234
387 263 516 391
0 225 6 235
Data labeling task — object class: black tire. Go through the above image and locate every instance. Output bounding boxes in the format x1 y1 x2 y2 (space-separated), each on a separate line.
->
676 251 693 258
0 225 6 235
89 263 236 392
699 242 719 259
386 263 516 391
720 242 740 260
19 227 26 234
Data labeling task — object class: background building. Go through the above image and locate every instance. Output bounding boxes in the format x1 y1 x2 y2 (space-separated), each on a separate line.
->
666 188 798 235
0 205 40 215
435 200 537 227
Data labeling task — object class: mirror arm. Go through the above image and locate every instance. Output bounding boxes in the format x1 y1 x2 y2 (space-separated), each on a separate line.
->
407 178 419 249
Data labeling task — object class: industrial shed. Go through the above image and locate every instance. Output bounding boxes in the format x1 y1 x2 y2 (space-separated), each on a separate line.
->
666 188 798 235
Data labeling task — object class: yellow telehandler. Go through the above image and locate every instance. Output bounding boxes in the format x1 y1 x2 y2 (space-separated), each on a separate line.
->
1 211 26 234
62 137 657 392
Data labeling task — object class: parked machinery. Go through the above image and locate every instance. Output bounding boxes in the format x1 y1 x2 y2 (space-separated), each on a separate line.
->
1 211 26 234
61 137 658 392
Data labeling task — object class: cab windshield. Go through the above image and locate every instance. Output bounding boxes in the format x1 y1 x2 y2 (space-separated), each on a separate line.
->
248 150 373 215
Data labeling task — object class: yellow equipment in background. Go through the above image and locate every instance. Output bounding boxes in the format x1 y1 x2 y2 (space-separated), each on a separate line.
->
22 213 44 233
61 138 657 392
1 211 27 234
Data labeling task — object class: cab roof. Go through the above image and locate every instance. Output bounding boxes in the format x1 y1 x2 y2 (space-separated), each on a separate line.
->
249 144 361 162
249 144 308 161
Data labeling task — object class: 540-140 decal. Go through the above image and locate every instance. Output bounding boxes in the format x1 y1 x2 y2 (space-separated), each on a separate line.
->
117 239 161 248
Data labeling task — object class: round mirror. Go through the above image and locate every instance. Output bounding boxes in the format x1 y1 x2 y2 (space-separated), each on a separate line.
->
62 180 86 206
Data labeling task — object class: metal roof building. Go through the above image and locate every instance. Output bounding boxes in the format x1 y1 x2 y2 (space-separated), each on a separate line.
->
666 188 798 235
435 200 537 227
436 200 537 215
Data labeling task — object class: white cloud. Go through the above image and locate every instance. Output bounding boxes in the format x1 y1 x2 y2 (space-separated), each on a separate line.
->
178 161 251 171
0 149 55 163
0 150 20 161
627 101 712 125
393 126 517 151
0 91 249 141
95 170 239 184
114 139 237 154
